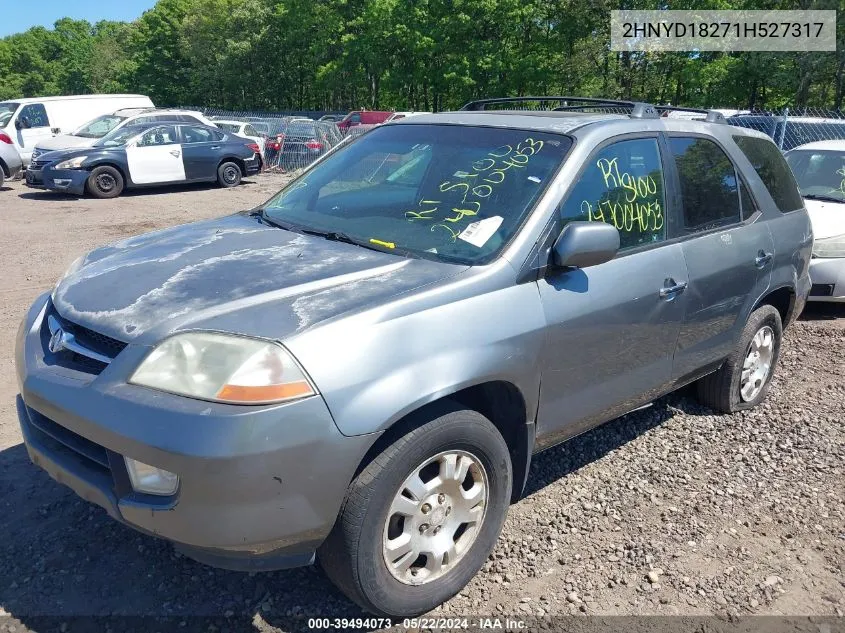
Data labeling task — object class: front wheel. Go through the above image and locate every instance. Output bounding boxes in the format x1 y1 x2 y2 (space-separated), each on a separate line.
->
318 403 512 617
696 304 783 413
217 161 242 188
86 166 124 199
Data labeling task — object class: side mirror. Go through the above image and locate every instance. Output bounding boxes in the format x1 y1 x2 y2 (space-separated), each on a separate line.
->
552 221 620 269
15 116 30 130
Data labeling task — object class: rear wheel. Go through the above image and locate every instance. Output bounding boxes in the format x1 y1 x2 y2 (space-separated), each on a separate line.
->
0 168 5 189
217 161 242 188
318 403 512 617
86 166 124 199
696 304 783 413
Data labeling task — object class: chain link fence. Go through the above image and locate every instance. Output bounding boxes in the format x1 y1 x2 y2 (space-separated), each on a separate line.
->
180 104 845 174
722 107 845 151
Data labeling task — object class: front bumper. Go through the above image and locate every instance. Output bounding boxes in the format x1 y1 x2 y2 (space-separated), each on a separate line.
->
40 168 87 195
24 167 44 187
15 293 374 571
808 257 845 302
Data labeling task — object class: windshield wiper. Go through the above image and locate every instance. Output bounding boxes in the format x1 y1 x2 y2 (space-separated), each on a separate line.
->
247 208 306 232
803 193 845 204
298 227 410 255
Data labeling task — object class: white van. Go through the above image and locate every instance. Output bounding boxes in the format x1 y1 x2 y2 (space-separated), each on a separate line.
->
0 94 154 165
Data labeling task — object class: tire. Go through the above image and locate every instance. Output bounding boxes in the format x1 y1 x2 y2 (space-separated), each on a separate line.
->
217 161 242 188
86 166 124 199
318 402 512 617
696 304 783 413
0 168 5 189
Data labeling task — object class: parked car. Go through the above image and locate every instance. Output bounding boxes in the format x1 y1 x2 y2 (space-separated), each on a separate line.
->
26 109 217 185
0 94 153 166
387 111 432 121
0 130 23 188
336 110 393 131
318 114 345 122
274 120 342 169
785 140 845 302
27 122 260 198
16 98 811 618
213 120 266 160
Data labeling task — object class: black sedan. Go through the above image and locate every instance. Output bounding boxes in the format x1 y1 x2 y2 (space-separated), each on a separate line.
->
27 122 261 198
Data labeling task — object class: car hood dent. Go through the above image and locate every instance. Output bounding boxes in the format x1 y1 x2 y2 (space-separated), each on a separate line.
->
52 214 465 345
804 198 845 240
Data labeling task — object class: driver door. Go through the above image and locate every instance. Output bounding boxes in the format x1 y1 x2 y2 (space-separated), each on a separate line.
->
126 125 186 184
15 103 53 162
536 136 689 446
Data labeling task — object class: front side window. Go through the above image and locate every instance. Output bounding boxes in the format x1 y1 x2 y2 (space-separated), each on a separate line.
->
559 137 666 250
733 135 805 212
19 104 49 128
784 149 845 204
73 115 126 138
670 137 741 231
137 126 179 147
262 125 572 264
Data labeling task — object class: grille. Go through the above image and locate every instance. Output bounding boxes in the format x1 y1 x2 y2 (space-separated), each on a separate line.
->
48 304 128 358
27 407 110 471
43 302 128 374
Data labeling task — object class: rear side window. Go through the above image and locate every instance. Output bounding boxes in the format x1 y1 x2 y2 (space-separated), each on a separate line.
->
560 137 666 250
181 126 219 144
669 137 741 231
732 135 805 212
19 103 49 128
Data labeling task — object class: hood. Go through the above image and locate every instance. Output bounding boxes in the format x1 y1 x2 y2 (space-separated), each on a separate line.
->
36 134 96 152
804 198 845 240
52 214 466 346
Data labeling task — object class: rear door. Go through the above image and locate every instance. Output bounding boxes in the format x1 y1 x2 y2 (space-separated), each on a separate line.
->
179 125 225 181
126 125 186 184
666 134 774 381
536 135 689 445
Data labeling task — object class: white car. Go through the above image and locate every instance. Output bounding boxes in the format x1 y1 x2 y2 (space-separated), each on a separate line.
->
213 120 266 160
0 94 153 165
29 108 217 162
387 111 431 121
785 140 845 302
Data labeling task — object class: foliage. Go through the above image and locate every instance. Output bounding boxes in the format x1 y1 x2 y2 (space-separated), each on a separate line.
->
1 0 843 110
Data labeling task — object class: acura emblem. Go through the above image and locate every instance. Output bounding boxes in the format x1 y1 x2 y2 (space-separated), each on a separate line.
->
48 327 66 354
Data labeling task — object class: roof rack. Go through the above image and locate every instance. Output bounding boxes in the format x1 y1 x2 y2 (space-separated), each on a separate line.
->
459 96 725 123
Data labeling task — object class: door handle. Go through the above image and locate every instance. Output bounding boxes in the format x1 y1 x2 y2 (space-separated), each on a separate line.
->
755 251 773 268
659 279 688 299
210 145 221 150
170 150 181 157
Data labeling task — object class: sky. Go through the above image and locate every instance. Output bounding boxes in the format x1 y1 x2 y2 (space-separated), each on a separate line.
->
1 0 156 37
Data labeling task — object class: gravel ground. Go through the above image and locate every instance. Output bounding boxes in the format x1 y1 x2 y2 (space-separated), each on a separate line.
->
0 175 842 631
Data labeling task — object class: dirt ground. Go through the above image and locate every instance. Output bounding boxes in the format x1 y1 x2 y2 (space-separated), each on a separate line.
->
0 175 842 631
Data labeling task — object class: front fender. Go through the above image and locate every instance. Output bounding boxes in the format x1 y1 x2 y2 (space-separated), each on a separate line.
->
286 282 546 437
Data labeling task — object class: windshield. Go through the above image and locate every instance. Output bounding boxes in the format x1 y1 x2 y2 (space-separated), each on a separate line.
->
785 150 845 203
217 123 241 134
262 124 572 264
73 114 128 138
95 126 142 147
0 102 19 128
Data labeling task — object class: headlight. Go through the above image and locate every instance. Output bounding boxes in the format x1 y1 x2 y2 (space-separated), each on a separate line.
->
54 156 88 169
813 233 845 258
130 332 317 404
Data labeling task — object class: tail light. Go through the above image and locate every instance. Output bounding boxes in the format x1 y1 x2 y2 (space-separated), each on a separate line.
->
305 139 323 150
0 133 12 144
246 143 260 154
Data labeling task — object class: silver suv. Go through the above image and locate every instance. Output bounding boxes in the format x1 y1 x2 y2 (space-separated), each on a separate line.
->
15 97 812 617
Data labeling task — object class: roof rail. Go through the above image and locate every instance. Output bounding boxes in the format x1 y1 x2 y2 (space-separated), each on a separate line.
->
655 105 726 123
460 96 726 123
460 96 639 112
